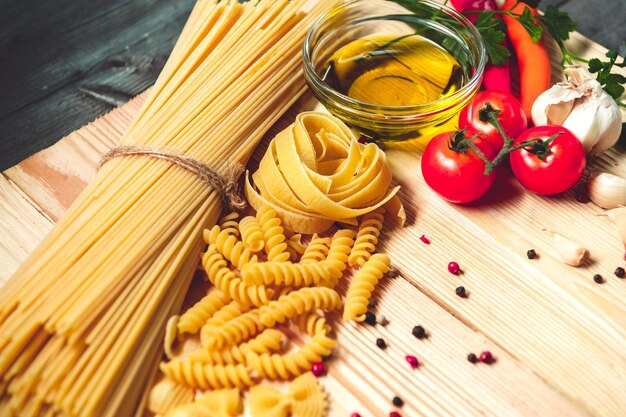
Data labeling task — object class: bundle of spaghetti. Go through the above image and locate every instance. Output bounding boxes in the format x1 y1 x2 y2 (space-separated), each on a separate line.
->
0 1 332 416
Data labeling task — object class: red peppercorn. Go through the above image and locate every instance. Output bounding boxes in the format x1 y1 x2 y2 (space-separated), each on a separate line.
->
420 234 430 244
448 261 460 274
351 413 362 417
358 136 368 144
389 412 402 417
311 362 325 377
405 355 419 369
479 351 494 364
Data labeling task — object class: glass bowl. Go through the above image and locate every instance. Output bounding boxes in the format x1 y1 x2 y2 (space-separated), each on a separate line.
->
303 0 486 142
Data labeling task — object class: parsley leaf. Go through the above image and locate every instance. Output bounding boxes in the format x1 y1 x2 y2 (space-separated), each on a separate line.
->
538 5 577 42
517 7 542 43
604 83 625 101
473 12 510 66
588 58 603 73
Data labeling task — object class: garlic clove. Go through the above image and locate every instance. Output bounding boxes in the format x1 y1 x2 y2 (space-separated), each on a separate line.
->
606 206 626 251
588 172 626 209
586 94 622 156
547 230 588 266
531 83 582 126
561 95 601 152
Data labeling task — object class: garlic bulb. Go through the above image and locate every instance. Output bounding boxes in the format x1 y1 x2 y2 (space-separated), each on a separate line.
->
588 172 626 209
531 65 622 156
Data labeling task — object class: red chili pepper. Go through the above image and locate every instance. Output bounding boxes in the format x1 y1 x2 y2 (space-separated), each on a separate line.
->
502 0 551 116
450 0 511 93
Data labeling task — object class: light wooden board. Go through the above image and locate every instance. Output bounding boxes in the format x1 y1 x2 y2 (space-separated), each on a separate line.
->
1 27 625 417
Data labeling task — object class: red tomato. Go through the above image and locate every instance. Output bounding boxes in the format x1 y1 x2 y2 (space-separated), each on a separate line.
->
421 131 498 203
459 90 527 151
509 126 586 195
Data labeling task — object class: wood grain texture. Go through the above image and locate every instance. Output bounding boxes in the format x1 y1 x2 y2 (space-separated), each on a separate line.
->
0 0 196 171
0 93 592 417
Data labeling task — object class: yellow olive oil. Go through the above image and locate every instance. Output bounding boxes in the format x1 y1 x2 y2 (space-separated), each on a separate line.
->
323 34 464 107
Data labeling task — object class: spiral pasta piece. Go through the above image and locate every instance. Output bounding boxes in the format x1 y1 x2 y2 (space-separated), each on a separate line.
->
205 301 249 328
285 234 306 262
246 334 335 379
177 290 230 336
201 309 266 349
259 287 342 327
300 234 332 263
205 225 258 268
239 215 265 252
219 212 241 238
164 389 242 417
295 313 331 336
202 248 272 308
343 253 390 321
349 209 384 267
320 229 356 286
159 360 254 390
241 262 334 287
257 206 290 262
187 328 284 365
148 377 195 415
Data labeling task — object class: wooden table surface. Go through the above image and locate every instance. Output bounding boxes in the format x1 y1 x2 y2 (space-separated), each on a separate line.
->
0 0 624 171
1 1 626 417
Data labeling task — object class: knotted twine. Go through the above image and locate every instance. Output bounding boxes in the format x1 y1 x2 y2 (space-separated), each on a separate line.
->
99 145 246 210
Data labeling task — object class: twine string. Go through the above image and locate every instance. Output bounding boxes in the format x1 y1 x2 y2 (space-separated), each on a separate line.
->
99 145 246 210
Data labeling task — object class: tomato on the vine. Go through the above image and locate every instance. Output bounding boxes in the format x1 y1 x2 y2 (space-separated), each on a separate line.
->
421 130 498 203
459 90 527 151
509 126 586 195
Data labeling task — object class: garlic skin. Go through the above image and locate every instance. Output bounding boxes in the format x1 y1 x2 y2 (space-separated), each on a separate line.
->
545 229 588 267
588 172 626 209
531 66 622 156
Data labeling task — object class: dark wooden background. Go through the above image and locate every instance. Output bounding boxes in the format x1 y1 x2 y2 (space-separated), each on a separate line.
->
0 0 624 170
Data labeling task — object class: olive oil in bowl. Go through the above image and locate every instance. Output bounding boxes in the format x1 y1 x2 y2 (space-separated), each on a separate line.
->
323 34 465 107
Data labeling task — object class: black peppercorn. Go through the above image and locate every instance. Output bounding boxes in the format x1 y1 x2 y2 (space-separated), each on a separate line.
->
364 312 377 325
412 325 426 339
615 267 625 278
526 249 537 259
467 353 478 363
593 274 603 284
392 396 404 407
388 268 399 278
376 338 387 350
455 286 467 298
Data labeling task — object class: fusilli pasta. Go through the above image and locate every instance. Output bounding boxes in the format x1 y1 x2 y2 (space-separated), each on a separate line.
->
177 290 229 336
295 313 331 336
349 209 384 267
343 253 390 321
187 328 284 365
201 309 266 349
320 229 356 286
246 334 335 379
239 216 265 252
160 360 254 390
257 206 290 262
300 234 331 263
259 287 342 327
205 226 257 268
202 248 272 307
241 262 333 287
218 212 241 238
